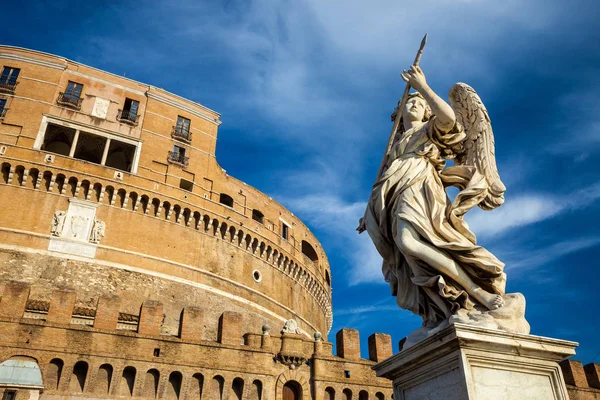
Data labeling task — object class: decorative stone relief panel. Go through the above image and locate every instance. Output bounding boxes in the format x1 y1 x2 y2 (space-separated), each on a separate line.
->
48 198 102 258
91 97 110 119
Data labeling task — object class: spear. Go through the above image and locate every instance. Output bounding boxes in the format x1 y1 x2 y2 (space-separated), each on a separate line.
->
374 34 428 181
358 34 427 233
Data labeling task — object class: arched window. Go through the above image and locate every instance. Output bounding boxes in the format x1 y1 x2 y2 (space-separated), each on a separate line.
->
120 366 136 397
166 371 182 399
252 209 264 224
210 375 225 400
231 378 244 400
190 373 204 400
92 364 113 395
251 380 262 400
343 388 352 400
46 358 64 390
142 369 160 399
219 193 234 208
301 241 319 265
325 387 336 400
69 361 89 392
375 392 385 400
283 381 302 400
325 270 331 287
359 391 369 400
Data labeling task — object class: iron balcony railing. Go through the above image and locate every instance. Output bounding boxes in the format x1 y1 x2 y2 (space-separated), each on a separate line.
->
167 151 189 167
0 80 18 94
57 92 83 109
0 108 7 119
117 109 140 125
172 126 192 142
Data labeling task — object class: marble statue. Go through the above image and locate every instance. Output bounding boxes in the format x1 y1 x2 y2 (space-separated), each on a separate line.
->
89 218 106 244
281 319 301 334
357 65 529 346
50 211 66 237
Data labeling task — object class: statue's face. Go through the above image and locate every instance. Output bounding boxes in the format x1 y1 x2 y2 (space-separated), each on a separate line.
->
403 96 427 122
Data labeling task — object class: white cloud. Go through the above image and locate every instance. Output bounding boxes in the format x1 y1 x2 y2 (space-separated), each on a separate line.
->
335 305 398 316
503 237 600 272
465 182 600 238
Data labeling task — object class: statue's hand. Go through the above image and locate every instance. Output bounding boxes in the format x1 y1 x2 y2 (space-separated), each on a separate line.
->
401 65 428 92
356 218 367 234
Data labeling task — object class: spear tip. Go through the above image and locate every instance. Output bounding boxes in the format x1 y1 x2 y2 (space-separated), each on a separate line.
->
421 33 428 48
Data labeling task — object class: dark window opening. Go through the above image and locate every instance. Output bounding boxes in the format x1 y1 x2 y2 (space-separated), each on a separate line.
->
180 179 194 192
2 391 16 400
219 193 234 207
153 348 160 357
73 132 106 164
252 210 264 224
42 124 76 156
0 66 20 92
118 98 140 124
359 391 369 400
301 240 319 265
282 223 289 240
326 270 331 286
0 98 7 119
232 378 244 400
105 141 135 172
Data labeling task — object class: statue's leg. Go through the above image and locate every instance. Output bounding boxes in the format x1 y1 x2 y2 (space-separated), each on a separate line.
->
396 220 504 310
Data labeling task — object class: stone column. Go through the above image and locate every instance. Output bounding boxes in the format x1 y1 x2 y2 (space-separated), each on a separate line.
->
69 129 80 158
373 323 577 400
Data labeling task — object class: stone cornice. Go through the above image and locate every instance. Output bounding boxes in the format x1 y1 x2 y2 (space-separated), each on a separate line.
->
146 91 222 126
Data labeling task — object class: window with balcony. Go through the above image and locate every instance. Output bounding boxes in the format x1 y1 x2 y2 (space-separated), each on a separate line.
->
172 115 192 142
0 66 19 93
0 98 7 119
57 81 84 109
118 98 140 125
168 145 189 167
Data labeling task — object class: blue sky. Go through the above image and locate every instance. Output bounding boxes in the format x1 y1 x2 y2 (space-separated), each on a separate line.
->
3 1 600 362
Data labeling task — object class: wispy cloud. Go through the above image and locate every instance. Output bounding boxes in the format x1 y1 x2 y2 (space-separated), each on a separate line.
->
503 237 600 272
466 182 600 238
335 305 398 316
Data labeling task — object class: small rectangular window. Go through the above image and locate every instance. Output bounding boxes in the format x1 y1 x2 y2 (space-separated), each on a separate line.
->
173 145 185 157
2 391 16 400
282 223 289 240
0 98 7 118
180 178 194 192
0 67 20 84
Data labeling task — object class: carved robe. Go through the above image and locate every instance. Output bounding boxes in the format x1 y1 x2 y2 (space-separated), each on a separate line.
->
364 117 505 326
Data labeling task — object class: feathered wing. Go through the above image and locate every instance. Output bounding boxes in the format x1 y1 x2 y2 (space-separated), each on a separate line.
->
448 83 506 211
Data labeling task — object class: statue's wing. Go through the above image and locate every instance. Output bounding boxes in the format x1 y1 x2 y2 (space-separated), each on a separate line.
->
449 83 505 210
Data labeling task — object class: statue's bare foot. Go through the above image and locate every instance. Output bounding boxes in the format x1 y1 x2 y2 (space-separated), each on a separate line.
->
471 287 505 310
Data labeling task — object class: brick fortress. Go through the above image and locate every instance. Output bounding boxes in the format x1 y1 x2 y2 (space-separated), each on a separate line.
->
0 46 598 400
0 46 393 400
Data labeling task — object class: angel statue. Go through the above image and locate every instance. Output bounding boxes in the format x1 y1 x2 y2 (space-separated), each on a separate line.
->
357 65 529 347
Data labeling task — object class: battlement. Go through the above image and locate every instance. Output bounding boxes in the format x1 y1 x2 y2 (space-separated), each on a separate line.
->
0 282 389 362
560 358 600 399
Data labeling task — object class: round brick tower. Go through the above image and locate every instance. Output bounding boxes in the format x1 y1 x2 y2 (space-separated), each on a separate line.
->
0 45 332 340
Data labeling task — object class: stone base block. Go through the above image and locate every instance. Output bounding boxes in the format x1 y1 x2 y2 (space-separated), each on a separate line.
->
373 323 578 400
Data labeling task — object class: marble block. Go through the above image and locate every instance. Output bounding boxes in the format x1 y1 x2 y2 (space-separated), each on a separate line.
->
373 323 577 400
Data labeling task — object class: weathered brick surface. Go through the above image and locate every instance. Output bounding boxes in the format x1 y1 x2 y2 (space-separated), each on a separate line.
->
47 289 76 324
336 328 360 360
368 333 392 362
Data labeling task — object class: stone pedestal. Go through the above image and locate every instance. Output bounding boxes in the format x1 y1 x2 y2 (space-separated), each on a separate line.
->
373 323 577 400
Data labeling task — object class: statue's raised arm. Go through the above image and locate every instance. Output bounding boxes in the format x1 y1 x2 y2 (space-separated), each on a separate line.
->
361 65 529 349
